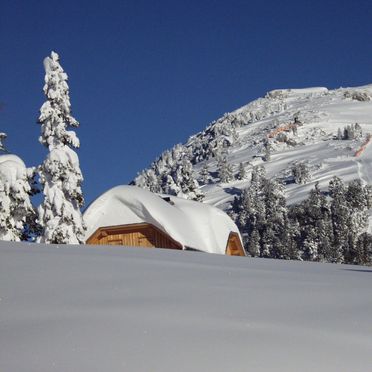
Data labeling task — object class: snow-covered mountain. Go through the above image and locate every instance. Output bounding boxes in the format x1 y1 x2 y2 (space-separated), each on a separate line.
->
133 84 372 211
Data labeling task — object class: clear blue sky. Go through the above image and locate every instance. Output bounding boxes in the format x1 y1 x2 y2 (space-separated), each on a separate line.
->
1 0 371 206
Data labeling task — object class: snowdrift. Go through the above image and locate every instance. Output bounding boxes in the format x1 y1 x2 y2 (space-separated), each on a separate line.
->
0 242 371 372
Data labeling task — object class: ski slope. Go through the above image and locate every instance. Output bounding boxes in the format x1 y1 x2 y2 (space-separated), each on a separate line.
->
0 242 371 372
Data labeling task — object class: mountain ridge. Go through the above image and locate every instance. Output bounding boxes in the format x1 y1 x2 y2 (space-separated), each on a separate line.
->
133 83 372 213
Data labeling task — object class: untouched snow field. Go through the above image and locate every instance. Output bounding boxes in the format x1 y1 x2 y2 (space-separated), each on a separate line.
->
0 242 371 372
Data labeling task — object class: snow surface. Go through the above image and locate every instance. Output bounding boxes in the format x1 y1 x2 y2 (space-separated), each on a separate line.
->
0 242 371 372
83 185 241 254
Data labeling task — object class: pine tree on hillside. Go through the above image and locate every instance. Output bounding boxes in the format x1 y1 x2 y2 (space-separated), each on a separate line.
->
345 179 369 263
263 141 272 162
292 183 333 261
247 228 260 257
217 157 234 183
328 176 348 263
355 232 372 266
134 169 161 193
292 162 311 184
37 51 85 244
237 162 246 180
200 163 210 185
175 158 204 201
261 178 288 258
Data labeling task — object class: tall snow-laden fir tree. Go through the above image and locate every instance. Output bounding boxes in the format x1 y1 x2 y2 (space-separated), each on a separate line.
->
37 51 85 244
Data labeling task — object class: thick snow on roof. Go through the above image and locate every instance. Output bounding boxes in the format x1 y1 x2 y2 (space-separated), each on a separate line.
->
0 154 27 183
83 185 241 254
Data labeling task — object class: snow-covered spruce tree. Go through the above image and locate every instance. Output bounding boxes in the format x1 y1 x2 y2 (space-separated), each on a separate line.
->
261 178 288 259
174 158 204 201
200 163 210 185
263 141 272 162
37 51 85 244
292 162 311 184
290 182 333 262
355 232 372 266
217 157 234 183
0 135 37 241
344 179 369 263
133 168 161 193
328 176 348 263
162 174 180 196
237 162 246 180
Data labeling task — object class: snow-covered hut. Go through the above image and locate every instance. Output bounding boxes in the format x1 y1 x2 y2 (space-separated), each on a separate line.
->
84 186 245 256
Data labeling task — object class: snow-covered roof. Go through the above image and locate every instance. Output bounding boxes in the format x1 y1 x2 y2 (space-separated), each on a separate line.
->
83 185 241 254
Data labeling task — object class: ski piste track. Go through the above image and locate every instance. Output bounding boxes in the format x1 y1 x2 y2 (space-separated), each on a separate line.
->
355 136 372 185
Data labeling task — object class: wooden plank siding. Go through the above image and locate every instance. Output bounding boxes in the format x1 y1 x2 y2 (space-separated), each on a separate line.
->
225 232 246 256
87 223 245 256
86 223 182 250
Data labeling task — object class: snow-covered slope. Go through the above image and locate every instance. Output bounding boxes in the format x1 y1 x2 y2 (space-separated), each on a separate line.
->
0 242 371 372
134 84 372 211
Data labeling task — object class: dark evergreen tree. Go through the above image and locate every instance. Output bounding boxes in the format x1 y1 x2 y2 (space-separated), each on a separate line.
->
355 233 372 266
345 179 368 263
247 228 260 257
263 141 272 162
328 176 348 263
292 162 311 184
261 178 287 258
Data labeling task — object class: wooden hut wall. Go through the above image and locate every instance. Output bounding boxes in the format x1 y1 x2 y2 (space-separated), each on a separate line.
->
86 223 182 250
225 232 246 256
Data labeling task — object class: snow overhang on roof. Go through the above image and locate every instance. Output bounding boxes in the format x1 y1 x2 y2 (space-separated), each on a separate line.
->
83 185 242 254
